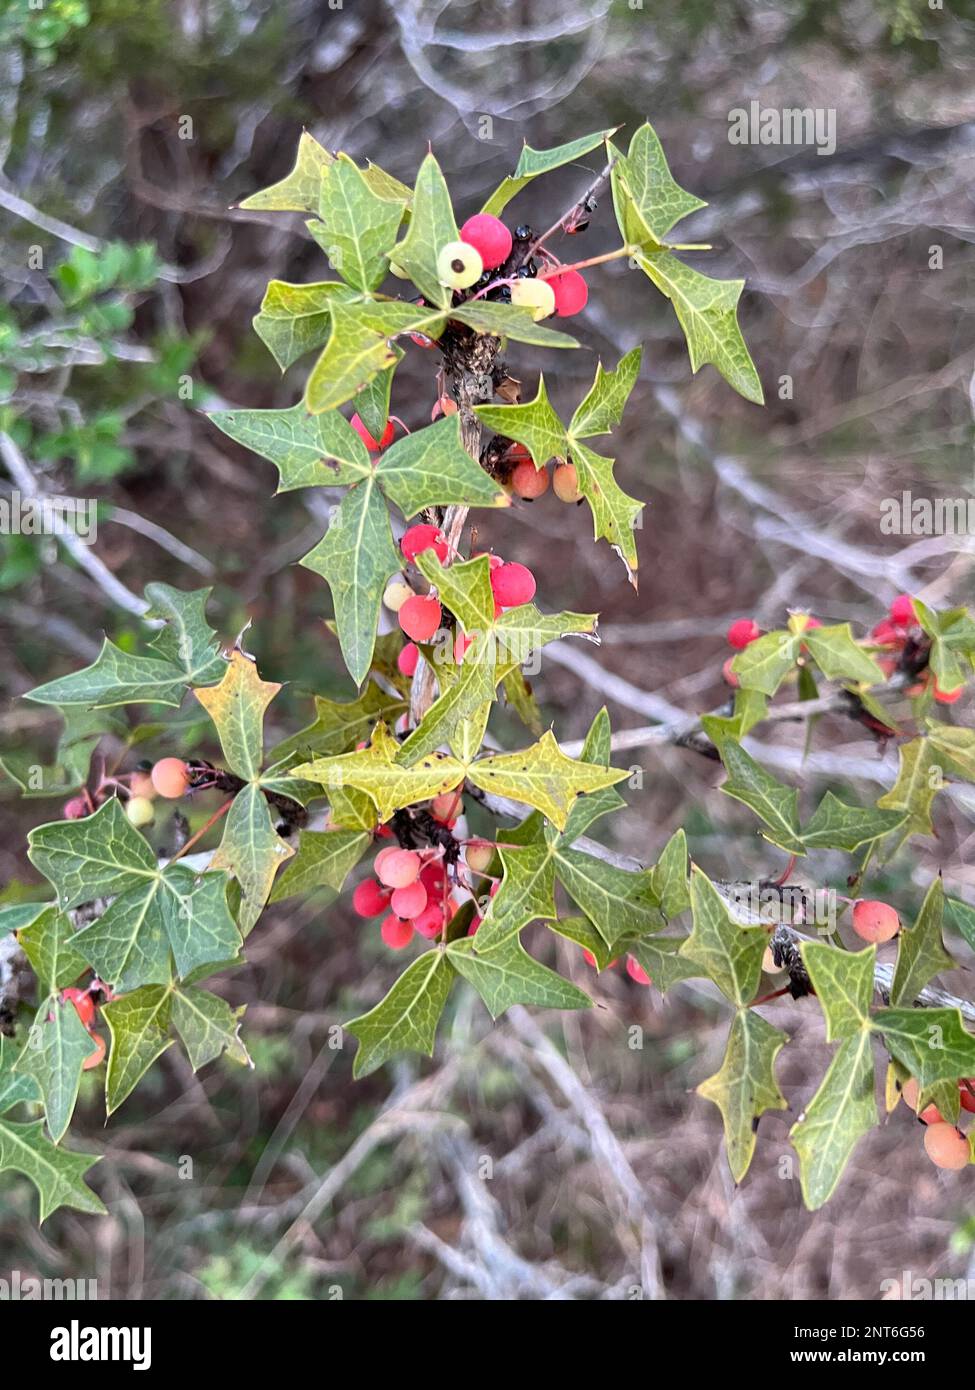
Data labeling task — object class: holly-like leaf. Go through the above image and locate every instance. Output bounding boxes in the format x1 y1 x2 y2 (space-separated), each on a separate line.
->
17 907 87 993
28 797 157 910
447 934 590 1018
449 301 580 349
16 997 96 1142
790 1030 877 1211
651 829 690 919
947 897 975 952
569 347 642 438
0 1118 105 1220
317 153 407 292
376 414 509 518
0 705 126 800
559 707 625 844
703 728 805 854
292 722 463 825
925 722 975 782
388 151 458 310
474 843 558 951
194 650 279 783
345 950 454 1078
158 869 242 980
239 131 333 212
572 441 643 581
801 624 882 687
610 124 706 245
890 878 954 1007
547 916 614 971
730 630 800 696
874 1006 975 1089
300 475 401 688
628 935 700 991
352 357 400 443
553 846 662 950
253 280 352 371
698 1009 788 1182
210 784 295 935
634 249 763 404
208 403 372 492
269 829 371 902
0 1035 39 1114
466 730 629 832
914 599 973 695
801 941 875 1040
800 792 906 852
103 985 173 1115
269 684 408 764
71 877 173 993
26 584 225 709
416 551 496 636
304 296 401 414
877 738 942 838
681 867 767 1005
480 127 617 217
474 375 568 467
171 986 250 1071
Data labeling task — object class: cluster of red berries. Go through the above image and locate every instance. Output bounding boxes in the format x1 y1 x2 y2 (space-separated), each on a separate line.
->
872 593 960 702
504 444 582 503
62 757 191 825
389 524 537 673
59 981 113 1070
901 1077 973 1171
429 213 588 321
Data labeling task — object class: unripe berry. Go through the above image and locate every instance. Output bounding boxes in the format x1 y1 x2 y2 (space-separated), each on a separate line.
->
151 758 190 799
436 240 483 289
63 795 89 820
125 796 155 828
459 214 512 270
490 561 535 607
352 879 391 918
626 956 651 986
548 269 588 317
129 770 156 800
397 642 419 677
510 278 556 320
413 902 446 939
889 594 917 626
923 1122 970 1171
82 1031 106 1070
399 594 442 643
511 460 549 499
852 898 900 943
465 842 494 875
375 848 421 889
401 524 449 565
62 987 96 1030
380 915 414 950
383 579 413 613
552 462 581 503
390 880 427 919
350 412 395 451
727 618 760 650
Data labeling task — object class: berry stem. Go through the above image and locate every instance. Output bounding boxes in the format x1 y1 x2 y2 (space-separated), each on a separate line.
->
526 157 617 259
167 797 233 863
536 247 629 279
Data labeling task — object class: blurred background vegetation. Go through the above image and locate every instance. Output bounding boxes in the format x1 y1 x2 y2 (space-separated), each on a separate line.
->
1 0 974 1299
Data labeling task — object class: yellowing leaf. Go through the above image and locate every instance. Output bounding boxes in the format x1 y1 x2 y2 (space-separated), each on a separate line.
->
467 730 628 831
194 649 280 782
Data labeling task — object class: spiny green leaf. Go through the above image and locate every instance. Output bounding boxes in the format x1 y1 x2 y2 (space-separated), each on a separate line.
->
171 986 250 1071
553 846 662 950
730 630 800 696
388 151 458 310
571 440 643 581
800 792 906 852
346 950 454 1079
874 1006 975 1089
17 907 87 994
300 476 401 687
877 738 942 838
103 984 174 1115
0 1118 105 1220
890 878 954 1007
790 1030 877 1211
210 784 295 935
547 916 614 972
449 301 580 349
317 153 407 292
159 869 242 980
269 684 407 764
682 867 767 1006
569 347 643 438
801 941 875 1041
16 998 96 1142
651 829 691 920
238 131 333 212
416 551 496 636
698 1009 788 1182
558 707 625 843
947 897 975 952
480 127 616 217
292 722 463 825
71 877 172 993
474 375 568 466
801 624 882 686
447 934 590 1018
925 722 975 781
612 123 706 243
628 935 701 991
474 844 558 951
28 797 157 911
703 728 805 854
304 296 401 413
253 280 352 371
193 650 279 783
467 730 629 831
376 414 509 518
269 829 371 903
207 402 372 492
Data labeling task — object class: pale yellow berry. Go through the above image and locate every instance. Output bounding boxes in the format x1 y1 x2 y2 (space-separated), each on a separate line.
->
383 579 413 613
511 278 556 320
125 796 155 828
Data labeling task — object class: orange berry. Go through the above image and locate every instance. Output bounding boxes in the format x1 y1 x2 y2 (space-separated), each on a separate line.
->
852 899 900 943
151 758 190 799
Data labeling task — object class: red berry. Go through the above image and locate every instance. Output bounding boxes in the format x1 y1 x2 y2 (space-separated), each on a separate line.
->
871 619 903 647
399 595 442 642
63 795 89 820
511 460 549 499
397 642 419 677
727 618 760 650
919 1103 944 1126
420 860 446 890
889 594 916 626
391 880 428 919
352 879 391 918
414 903 446 939
934 680 963 705
459 214 512 270
549 269 588 317
923 1122 970 1171
721 657 739 688
468 914 482 936
626 956 651 986
350 412 395 451
82 1031 106 1071
62 987 96 1030
380 915 414 950
852 899 900 943
959 1082 975 1114
375 848 421 889
490 562 535 607
401 524 449 565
